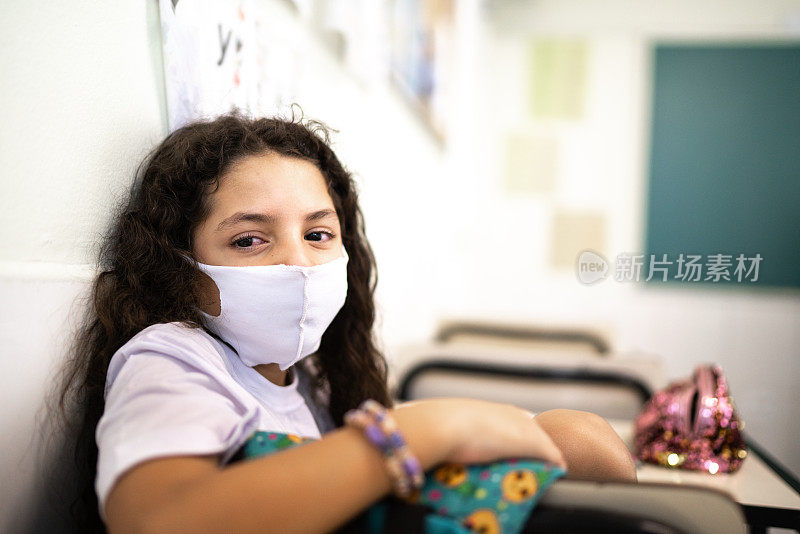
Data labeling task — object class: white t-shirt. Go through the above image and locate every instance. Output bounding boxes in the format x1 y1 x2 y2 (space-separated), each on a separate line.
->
94 321 334 521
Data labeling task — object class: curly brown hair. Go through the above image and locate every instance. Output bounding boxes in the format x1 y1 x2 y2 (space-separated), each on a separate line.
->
52 111 391 532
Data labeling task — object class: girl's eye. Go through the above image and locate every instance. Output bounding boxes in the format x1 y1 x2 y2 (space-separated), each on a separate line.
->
231 235 265 249
306 231 335 242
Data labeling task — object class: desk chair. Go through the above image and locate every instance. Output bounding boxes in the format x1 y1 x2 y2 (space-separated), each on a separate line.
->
398 358 652 420
435 320 610 356
529 479 747 533
394 340 659 420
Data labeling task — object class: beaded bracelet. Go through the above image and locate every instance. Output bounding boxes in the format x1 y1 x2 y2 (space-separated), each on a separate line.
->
344 399 425 498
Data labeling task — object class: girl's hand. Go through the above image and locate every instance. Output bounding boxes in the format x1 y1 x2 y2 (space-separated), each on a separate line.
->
392 398 567 468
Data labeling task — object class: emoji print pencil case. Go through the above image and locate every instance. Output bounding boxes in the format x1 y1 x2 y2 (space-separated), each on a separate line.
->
227 431 566 534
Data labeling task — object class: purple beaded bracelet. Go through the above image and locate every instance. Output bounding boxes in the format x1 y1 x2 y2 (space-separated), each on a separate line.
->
344 399 424 497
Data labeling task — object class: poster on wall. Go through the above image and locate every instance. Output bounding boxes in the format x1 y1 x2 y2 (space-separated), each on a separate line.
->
314 0 392 86
389 0 455 143
158 0 305 132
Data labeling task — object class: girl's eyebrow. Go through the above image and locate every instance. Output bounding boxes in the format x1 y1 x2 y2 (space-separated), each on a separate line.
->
216 209 337 231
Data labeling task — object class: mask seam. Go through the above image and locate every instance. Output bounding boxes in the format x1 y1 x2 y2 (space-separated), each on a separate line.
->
295 271 310 363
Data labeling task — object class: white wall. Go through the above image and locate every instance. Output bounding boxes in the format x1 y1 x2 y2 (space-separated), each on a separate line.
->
0 1 166 531
0 2 169 267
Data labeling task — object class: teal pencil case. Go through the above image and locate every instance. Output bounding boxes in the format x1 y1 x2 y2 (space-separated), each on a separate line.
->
233 431 566 534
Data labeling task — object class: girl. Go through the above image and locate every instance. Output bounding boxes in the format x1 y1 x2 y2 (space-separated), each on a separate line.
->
55 112 636 534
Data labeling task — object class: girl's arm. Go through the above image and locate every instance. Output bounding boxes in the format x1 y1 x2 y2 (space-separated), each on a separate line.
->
105 398 566 534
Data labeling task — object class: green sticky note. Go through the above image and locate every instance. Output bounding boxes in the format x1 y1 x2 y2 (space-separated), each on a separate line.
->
529 39 588 119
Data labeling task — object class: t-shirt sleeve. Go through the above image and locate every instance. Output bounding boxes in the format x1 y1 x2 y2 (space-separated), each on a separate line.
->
94 325 259 523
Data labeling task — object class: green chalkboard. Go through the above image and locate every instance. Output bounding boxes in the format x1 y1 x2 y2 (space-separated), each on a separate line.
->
645 44 800 289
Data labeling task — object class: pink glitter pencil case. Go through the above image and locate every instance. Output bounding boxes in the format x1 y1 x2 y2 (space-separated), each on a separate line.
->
634 364 748 474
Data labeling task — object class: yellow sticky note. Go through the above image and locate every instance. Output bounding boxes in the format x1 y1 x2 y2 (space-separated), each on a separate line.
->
551 211 606 270
529 38 588 119
505 133 558 194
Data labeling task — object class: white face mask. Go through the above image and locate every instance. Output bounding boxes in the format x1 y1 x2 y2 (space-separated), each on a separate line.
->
195 246 349 370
